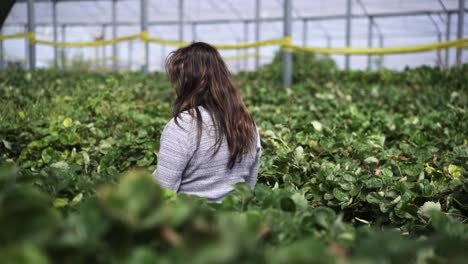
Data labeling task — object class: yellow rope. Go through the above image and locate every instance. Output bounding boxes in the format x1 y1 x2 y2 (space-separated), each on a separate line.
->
34 33 143 47
1 32 467 55
285 38 468 55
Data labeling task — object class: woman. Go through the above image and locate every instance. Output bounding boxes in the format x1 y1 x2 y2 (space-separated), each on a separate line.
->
153 42 261 203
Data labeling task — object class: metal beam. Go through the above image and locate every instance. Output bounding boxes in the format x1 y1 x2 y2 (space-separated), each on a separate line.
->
112 0 117 70
191 22 197 41
141 0 148 74
357 0 380 70
243 21 249 70
283 0 292 88
302 19 307 46
61 24 66 68
345 0 351 70
255 0 260 69
161 44 166 72
178 0 184 41
428 14 443 67
18 0 119 2
456 0 465 66
378 35 384 70
437 0 448 11
288 0 324 48
5 9 467 28
235 37 241 72
24 25 28 69
52 0 58 68
128 39 132 70
311 20 331 47
437 0 449 67
445 13 451 67
367 16 373 70
94 44 98 69
27 0 35 70
102 25 106 69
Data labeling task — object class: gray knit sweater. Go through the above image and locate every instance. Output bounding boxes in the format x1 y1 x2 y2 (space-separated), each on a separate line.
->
153 106 261 203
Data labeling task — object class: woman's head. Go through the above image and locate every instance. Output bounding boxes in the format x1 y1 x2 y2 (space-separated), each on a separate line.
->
165 42 256 169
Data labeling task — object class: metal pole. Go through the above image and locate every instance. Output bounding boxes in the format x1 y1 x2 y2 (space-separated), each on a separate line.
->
178 0 184 41
24 25 28 69
161 44 166 71
128 40 133 70
437 32 442 67
112 0 117 70
236 38 241 72
5 9 468 27
378 35 384 70
102 25 106 69
345 0 352 70
367 16 373 70
326 35 331 48
428 14 443 67
243 21 249 71
52 0 58 68
302 19 307 46
141 0 149 74
283 0 292 88
456 0 465 66
95 46 99 69
61 24 66 68
255 0 260 69
445 13 451 67
191 23 197 41
27 0 36 70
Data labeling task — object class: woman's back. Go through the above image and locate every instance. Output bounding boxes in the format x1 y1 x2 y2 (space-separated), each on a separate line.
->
153 42 260 202
154 106 261 203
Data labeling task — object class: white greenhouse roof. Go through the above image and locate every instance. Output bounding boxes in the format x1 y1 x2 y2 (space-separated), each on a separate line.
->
2 0 467 71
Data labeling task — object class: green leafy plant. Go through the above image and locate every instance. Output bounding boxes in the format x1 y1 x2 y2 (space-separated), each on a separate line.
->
0 63 467 262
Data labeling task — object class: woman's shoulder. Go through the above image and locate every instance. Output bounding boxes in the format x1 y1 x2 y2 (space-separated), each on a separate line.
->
165 106 207 132
165 114 192 133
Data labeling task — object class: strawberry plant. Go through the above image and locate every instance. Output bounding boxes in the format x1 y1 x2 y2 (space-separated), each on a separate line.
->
0 61 467 262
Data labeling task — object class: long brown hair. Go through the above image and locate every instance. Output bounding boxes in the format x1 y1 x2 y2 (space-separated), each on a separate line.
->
165 42 256 169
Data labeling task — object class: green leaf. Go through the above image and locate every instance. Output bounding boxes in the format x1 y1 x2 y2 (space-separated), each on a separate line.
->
82 152 90 166
50 161 70 170
60 132 80 145
333 188 349 202
53 198 69 208
366 192 382 204
62 117 73 128
364 157 379 165
365 178 383 189
311 120 323 132
447 164 462 179
70 193 83 205
418 201 441 218
41 148 55 164
2 140 12 150
294 146 304 162
290 193 308 211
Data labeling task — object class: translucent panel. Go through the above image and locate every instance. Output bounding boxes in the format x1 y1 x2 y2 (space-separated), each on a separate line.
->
2 0 467 70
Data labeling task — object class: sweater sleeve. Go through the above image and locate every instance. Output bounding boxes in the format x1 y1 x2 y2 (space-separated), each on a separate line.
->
153 118 191 192
247 126 261 191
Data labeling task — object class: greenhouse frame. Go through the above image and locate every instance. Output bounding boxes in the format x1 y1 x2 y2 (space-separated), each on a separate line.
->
0 0 467 87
